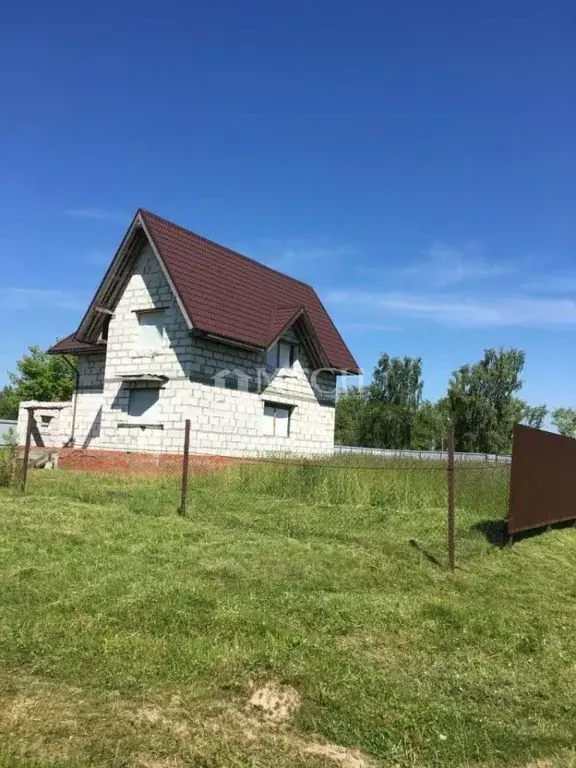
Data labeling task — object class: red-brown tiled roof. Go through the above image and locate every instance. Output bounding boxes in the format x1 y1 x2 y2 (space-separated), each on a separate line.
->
48 334 106 355
49 210 359 373
268 306 305 343
140 210 359 372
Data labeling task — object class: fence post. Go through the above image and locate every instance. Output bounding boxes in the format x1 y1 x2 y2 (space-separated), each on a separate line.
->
21 407 34 493
447 428 456 570
178 419 191 515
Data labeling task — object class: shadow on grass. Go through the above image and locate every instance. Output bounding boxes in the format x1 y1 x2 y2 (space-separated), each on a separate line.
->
409 539 444 568
472 519 508 547
472 518 576 548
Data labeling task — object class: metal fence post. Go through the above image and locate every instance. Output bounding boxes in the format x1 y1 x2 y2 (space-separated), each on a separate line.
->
179 419 191 515
21 407 34 493
447 428 456 570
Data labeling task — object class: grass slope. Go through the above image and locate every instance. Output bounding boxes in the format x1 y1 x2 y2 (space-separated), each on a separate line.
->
0 464 575 767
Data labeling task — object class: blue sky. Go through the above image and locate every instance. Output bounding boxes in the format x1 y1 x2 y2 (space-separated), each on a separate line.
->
1 0 574 410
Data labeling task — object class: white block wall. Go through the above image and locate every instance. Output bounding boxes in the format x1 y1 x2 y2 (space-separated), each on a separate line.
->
67 243 336 456
73 355 106 449
17 402 72 448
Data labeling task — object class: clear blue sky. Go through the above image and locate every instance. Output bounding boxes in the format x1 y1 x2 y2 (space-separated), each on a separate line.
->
1 0 574 410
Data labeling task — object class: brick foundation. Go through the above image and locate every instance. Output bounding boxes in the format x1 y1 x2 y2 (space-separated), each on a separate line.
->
58 447 239 477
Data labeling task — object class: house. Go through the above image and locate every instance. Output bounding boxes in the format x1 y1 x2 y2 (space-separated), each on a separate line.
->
39 209 359 472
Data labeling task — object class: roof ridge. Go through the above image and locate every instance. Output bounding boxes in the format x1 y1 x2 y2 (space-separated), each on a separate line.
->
139 209 315 291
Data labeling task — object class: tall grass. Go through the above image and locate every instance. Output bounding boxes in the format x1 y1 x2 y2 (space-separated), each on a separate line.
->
29 454 510 528
0 429 19 489
194 455 510 520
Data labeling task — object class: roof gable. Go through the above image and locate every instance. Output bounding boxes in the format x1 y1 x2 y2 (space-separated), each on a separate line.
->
49 209 360 373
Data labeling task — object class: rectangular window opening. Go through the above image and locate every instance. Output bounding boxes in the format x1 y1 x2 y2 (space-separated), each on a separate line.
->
137 310 165 351
128 388 160 419
100 315 111 342
262 402 292 437
266 341 297 370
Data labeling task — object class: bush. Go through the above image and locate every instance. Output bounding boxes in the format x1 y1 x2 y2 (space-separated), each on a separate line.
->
0 428 20 489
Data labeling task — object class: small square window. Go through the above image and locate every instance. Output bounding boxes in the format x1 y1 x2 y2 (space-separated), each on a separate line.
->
128 388 160 419
262 402 292 437
40 414 53 426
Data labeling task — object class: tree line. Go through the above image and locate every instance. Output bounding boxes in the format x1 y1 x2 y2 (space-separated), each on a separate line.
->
335 349 576 452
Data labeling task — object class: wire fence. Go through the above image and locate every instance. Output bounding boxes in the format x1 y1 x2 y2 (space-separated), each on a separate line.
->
18 417 512 568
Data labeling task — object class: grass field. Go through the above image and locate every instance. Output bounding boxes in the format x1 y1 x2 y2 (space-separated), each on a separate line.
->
0 461 575 767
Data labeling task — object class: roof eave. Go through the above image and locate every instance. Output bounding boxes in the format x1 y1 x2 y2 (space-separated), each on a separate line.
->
197 330 265 353
47 334 107 356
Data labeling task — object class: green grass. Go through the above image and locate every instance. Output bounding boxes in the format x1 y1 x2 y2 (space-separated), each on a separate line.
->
0 462 575 767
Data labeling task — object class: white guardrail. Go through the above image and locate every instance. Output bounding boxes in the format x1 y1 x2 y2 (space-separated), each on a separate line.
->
335 445 512 463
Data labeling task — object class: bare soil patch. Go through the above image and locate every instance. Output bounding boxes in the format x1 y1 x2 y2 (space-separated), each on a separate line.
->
248 682 302 723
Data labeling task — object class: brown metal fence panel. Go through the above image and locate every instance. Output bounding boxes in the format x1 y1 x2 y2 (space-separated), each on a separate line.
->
508 424 576 535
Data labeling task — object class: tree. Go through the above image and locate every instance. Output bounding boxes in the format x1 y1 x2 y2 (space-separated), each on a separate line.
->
552 407 576 438
365 354 425 448
2 346 76 418
411 400 450 451
370 354 424 407
448 348 525 453
0 386 19 420
335 355 427 449
515 401 548 429
334 386 369 446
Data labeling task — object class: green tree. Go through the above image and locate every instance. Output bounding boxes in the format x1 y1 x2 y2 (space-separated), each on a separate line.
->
361 355 425 449
552 407 576 438
411 400 450 451
335 355 445 450
370 354 424 407
2 346 76 418
334 386 369 446
515 401 548 429
0 386 19 420
356 401 414 449
448 348 525 453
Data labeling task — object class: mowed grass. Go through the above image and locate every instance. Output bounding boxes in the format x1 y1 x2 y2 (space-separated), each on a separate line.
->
0 461 575 767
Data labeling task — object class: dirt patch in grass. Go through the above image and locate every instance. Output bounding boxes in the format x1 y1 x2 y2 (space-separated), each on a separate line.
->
304 742 373 767
0 682 86 762
133 754 186 768
248 682 302 723
135 705 190 738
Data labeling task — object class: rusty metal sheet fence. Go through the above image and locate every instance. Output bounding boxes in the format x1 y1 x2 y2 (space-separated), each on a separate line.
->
508 425 576 535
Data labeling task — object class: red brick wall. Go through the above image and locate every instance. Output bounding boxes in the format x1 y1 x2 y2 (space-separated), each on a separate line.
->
58 448 238 477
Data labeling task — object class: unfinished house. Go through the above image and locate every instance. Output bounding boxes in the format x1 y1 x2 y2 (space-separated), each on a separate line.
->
38 209 359 472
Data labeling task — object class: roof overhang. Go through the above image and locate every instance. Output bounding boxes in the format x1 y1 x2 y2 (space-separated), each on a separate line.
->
74 212 147 343
71 210 196 347
267 306 330 371
47 334 107 356
197 331 264 353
